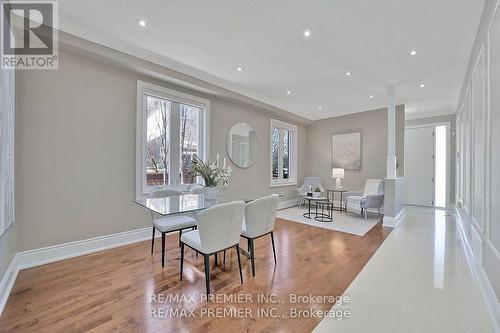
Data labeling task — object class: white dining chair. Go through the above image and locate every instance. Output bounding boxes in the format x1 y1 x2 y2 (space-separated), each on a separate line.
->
241 194 279 277
180 201 245 295
149 189 197 267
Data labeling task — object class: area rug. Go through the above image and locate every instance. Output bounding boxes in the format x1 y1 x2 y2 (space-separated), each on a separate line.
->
276 206 381 236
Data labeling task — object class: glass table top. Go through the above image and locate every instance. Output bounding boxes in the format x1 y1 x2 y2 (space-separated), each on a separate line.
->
135 194 253 216
135 194 216 216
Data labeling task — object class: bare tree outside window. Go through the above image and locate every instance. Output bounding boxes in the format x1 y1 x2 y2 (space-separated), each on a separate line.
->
272 127 280 179
283 129 290 179
180 105 199 184
146 95 170 185
271 120 296 185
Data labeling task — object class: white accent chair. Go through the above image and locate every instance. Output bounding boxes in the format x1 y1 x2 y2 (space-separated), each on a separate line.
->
149 189 197 267
296 177 325 206
240 194 279 277
180 201 245 295
344 179 384 219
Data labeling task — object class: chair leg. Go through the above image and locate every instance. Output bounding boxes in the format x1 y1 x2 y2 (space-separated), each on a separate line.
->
270 232 277 265
161 232 166 267
179 229 182 247
151 227 155 254
378 208 381 216
223 250 226 266
236 245 243 284
180 242 185 281
204 254 210 295
250 239 256 277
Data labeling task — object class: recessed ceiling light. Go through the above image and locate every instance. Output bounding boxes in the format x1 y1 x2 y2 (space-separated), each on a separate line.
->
286 90 292 95
370 95 374 99
346 72 351 76
318 106 322 110
136 19 147 27
410 50 417 56
420 83 425 88
237 67 243 72
304 30 311 38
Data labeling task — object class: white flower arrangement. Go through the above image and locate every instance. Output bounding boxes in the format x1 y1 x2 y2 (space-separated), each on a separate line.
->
191 155 232 187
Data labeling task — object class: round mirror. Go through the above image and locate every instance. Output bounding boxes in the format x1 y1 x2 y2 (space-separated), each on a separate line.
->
226 123 259 168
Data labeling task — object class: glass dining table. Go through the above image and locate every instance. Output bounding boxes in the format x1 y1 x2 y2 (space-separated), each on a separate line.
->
134 194 254 259
135 194 216 217
135 194 253 216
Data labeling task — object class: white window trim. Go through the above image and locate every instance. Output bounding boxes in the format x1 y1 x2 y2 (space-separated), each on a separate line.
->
136 80 210 198
270 119 298 187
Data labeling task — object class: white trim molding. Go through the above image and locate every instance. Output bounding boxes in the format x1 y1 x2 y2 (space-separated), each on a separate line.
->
382 207 406 228
136 80 211 198
15 227 158 271
0 255 18 316
277 198 300 210
456 208 500 333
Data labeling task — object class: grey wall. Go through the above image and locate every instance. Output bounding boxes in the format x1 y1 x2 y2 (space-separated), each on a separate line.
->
211 98 306 202
305 106 405 192
0 224 17 282
406 114 456 203
15 50 306 251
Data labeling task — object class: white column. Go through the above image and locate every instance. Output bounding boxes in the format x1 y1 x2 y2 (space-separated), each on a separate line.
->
386 85 397 179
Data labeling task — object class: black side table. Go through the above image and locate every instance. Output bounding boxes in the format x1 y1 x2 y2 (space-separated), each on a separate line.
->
315 201 334 222
327 189 347 212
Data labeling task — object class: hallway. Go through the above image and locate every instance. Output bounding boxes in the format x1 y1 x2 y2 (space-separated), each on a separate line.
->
315 207 495 332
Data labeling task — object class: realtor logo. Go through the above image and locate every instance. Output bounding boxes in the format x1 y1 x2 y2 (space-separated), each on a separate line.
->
1 0 58 69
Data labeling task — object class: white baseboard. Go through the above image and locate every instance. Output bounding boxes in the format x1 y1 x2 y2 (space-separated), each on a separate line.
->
278 198 300 210
382 208 406 228
456 208 500 333
0 255 19 316
0 225 160 316
16 226 155 270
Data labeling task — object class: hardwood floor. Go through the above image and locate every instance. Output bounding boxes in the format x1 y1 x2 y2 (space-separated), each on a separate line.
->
0 219 391 332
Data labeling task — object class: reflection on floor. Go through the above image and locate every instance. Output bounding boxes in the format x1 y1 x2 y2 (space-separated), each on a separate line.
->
314 207 495 333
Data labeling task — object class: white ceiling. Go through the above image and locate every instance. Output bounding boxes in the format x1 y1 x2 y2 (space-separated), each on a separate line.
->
58 0 485 120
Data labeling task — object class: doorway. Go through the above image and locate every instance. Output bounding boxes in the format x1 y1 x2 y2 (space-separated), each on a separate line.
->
404 123 450 208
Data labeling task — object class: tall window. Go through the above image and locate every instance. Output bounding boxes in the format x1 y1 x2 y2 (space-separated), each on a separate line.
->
137 81 209 197
270 119 297 187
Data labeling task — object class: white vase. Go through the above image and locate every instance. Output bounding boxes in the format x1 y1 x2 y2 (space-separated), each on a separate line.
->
204 186 218 200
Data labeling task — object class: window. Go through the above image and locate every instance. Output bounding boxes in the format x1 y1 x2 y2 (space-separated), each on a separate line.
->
270 119 297 187
137 81 209 197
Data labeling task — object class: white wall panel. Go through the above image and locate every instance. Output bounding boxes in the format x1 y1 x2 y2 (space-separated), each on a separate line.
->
488 6 500 254
472 47 485 232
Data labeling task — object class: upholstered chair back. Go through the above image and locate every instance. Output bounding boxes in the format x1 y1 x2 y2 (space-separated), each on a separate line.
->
150 189 184 198
363 179 383 197
301 177 325 192
188 185 205 194
244 194 279 238
196 201 245 253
